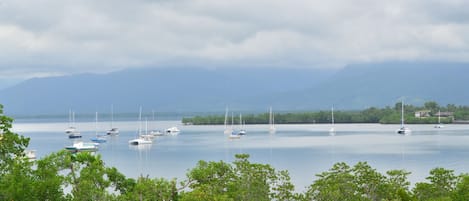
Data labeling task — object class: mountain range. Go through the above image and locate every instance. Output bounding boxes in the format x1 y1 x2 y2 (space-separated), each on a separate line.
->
1 62 468 116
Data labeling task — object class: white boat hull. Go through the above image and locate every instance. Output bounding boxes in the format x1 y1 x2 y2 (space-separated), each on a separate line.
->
129 138 152 145
165 127 180 135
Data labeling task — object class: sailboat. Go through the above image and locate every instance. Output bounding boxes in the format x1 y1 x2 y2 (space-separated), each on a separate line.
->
238 113 246 135
165 126 180 135
269 107 276 134
150 110 163 136
106 104 119 136
66 110 82 139
228 112 241 139
397 101 411 135
329 106 336 135
141 118 156 139
434 110 445 128
223 107 233 134
91 112 106 143
129 107 153 145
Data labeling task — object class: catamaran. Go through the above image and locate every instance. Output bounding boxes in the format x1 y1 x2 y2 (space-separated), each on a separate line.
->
129 107 153 145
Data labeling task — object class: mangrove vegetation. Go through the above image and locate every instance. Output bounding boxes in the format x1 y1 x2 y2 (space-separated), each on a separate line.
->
182 101 469 125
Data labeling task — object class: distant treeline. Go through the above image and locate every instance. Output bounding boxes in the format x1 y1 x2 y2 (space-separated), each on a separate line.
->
182 101 469 125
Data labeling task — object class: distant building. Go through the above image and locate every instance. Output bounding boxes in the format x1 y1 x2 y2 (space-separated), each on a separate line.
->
435 111 454 117
415 110 431 118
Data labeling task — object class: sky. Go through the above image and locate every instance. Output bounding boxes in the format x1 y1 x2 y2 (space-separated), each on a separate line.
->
0 0 469 87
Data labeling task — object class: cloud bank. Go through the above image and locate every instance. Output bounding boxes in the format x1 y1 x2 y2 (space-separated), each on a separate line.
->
1 0 468 80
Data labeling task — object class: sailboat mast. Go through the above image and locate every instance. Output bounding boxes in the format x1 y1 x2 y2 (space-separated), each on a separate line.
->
231 112 234 129
269 107 275 130
272 112 275 128
269 107 272 127
95 112 98 136
152 110 156 131
69 109 72 127
145 117 148 134
331 106 335 125
72 111 75 127
110 104 114 128
139 106 142 135
401 101 404 127
224 107 228 129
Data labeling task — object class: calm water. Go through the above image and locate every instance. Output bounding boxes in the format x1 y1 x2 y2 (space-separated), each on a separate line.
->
12 121 469 191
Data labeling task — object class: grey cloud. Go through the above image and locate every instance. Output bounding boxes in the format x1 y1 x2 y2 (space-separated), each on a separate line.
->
0 0 469 82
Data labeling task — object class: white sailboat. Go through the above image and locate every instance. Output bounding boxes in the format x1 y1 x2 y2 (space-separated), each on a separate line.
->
223 107 233 134
129 107 152 145
150 110 163 136
434 110 445 128
66 110 82 139
91 112 106 143
106 104 119 136
228 132 241 139
397 101 411 135
165 126 180 135
141 118 156 139
269 107 276 134
228 112 241 139
329 106 336 135
238 113 246 135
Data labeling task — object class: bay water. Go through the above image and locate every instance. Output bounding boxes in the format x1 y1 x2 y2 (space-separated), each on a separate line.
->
12 120 469 191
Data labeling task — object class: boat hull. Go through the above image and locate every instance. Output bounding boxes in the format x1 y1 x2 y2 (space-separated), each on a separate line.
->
128 138 152 145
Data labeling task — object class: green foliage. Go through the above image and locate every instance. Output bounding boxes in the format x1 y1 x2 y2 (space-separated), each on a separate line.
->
182 154 298 201
67 152 112 200
0 159 35 200
306 162 361 201
32 151 68 201
182 101 469 125
118 176 178 201
385 169 413 201
452 174 469 201
413 168 457 201
306 162 415 201
0 104 33 200
106 166 137 195
0 104 30 174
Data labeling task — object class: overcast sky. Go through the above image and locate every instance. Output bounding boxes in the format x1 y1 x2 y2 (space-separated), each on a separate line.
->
0 0 468 85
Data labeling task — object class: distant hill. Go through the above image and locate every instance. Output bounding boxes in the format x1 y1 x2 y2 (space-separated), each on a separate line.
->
274 62 469 110
1 62 468 117
0 67 335 115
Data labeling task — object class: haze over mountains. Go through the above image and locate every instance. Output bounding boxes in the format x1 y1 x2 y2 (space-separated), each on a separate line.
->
1 62 468 116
